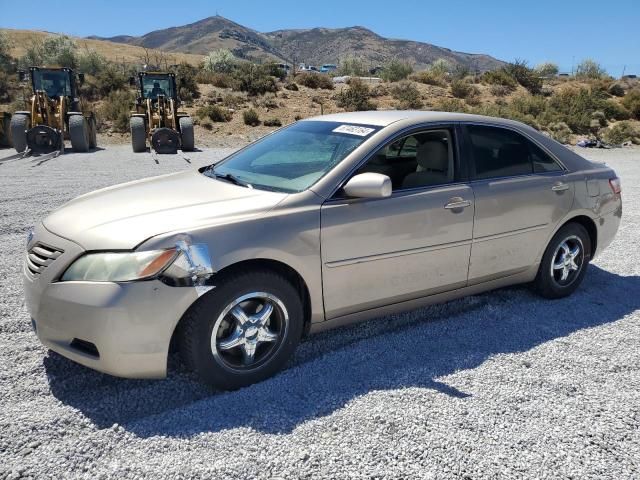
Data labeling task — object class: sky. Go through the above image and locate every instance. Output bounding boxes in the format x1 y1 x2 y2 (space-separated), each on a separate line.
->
1 0 639 75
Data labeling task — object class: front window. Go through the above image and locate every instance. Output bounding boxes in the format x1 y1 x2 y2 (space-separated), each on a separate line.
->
32 70 72 98
141 75 175 99
205 121 380 193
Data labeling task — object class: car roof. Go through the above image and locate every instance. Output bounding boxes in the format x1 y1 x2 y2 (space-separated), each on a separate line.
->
303 110 531 129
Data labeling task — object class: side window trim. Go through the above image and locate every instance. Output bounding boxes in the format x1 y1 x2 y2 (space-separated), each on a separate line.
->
329 123 465 200
461 123 566 182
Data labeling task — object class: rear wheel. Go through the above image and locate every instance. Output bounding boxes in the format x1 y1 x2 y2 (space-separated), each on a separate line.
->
179 116 194 151
10 113 29 153
130 116 146 153
534 223 591 299
179 269 304 389
69 115 89 152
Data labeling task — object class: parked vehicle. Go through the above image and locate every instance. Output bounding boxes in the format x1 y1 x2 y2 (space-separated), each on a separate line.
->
320 64 338 73
23 111 622 389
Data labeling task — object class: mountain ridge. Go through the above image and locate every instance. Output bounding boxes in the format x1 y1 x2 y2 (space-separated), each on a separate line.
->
93 15 505 71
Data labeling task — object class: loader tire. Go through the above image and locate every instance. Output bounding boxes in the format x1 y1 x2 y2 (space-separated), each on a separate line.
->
130 116 146 153
179 116 194 151
69 115 90 152
88 116 97 149
10 113 29 153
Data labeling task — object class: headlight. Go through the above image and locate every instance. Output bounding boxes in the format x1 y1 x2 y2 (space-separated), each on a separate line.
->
61 248 178 282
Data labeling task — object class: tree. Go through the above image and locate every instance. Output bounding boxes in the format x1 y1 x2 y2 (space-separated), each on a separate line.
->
535 62 559 77
204 49 236 73
575 59 607 79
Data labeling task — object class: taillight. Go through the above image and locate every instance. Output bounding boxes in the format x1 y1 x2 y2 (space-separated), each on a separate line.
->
609 177 621 195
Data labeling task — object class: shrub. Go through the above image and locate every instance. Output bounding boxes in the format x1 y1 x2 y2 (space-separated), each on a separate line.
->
451 64 470 80
547 122 572 143
451 80 475 99
622 90 640 119
263 63 287 81
284 82 299 91
175 62 200 101
243 108 260 126
295 72 333 89
336 78 376 111
21 35 78 69
433 98 467 113
92 65 128 97
339 57 368 77
603 100 631 121
504 60 542 94
409 70 446 87
575 59 607 80
0 32 13 72
428 59 452 76
99 90 135 132
77 50 108 76
196 104 232 122
546 87 610 133
200 120 213 130
204 48 237 73
602 121 640 144
197 71 234 88
490 84 511 97
608 83 625 97
390 81 423 109
510 94 547 118
380 59 413 82
263 118 282 127
482 69 517 92
222 93 245 109
0 71 12 102
233 63 279 96
535 62 559 77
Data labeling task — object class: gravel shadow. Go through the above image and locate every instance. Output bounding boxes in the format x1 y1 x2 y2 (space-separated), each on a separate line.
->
44 265 640 436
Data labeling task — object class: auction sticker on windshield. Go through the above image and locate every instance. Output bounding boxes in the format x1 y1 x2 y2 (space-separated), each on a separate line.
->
332 125 376 136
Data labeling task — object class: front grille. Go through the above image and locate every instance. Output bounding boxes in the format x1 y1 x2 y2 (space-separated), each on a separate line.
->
25 243 63 277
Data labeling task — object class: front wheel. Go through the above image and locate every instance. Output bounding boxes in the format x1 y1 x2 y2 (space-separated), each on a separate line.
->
179 269 304 389
534 223 591 299
69 115 90 152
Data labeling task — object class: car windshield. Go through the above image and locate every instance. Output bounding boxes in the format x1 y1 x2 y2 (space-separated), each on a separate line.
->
205 121 380 193
32 70 71 98
141 76 174 99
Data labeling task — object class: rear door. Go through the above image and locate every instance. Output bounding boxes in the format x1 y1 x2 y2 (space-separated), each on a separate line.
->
464 124 574 283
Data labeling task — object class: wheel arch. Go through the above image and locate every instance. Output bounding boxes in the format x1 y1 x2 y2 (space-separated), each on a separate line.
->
559 215 598 258
169 258 313 356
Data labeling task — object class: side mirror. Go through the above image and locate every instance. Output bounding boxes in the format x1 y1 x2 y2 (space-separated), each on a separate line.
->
343 173 392 199
18 70 27 82
77 73 85 85
129 76 136 86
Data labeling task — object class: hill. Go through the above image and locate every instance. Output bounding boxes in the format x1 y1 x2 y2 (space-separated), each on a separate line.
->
95 15 504 71
0 28 204 66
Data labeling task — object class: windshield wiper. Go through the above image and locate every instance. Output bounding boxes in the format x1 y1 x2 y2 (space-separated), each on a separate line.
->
213 171 252 188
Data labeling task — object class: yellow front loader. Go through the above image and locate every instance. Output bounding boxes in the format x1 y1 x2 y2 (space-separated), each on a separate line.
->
129 71 194 153
10 67 97 154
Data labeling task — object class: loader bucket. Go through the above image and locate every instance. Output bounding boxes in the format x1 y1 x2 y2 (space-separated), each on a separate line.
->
26 125 62 154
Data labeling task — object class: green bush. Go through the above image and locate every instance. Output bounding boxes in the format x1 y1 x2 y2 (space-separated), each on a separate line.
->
451 80 476 99
409 70 446 87
263 118 282 127
243 108 260 126
338 57 368 77
547 122 572 144
608 83 625 97
196 105 232 122
602 121 640 144
21 35 78 69
482 69 517 92
428 59 452 76
0 32 13 72
0 71 13 102
602 100 631 121
92 65 128 97
504 60 542 94
336 78 376 111
284 82 298 91
575 59 608 80
232 63 279 96
77 50 107 76
390 81 422 109
534 62 559 77
175 63 200 101
99 90 135 132
490 84 511 97
510 94 548 118
433 98 467 113
196 71 234 88
622 90 640 119
295 72 334 89
380 59 413 82
546 87 609 133
204 49 237 74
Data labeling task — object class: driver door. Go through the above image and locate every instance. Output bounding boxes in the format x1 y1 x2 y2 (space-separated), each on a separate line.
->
320 127 474 319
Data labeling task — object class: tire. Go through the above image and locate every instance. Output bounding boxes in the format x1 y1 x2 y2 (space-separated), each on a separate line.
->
88 116 97 149
10 113 29 153
179 269 304 389
534 222 591 299
179 116 194 151
69 114 90 152
130 116 146 153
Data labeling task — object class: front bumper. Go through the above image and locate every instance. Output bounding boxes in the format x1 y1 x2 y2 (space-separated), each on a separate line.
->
23 225 199 378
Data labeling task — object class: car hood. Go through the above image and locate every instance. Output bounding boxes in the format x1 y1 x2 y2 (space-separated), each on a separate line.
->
43 169 287 250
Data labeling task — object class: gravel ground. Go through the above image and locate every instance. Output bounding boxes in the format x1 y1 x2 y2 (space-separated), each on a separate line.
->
0 145 639 479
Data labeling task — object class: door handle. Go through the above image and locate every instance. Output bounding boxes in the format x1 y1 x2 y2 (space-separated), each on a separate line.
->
551 182 570 192
444 198 472 210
